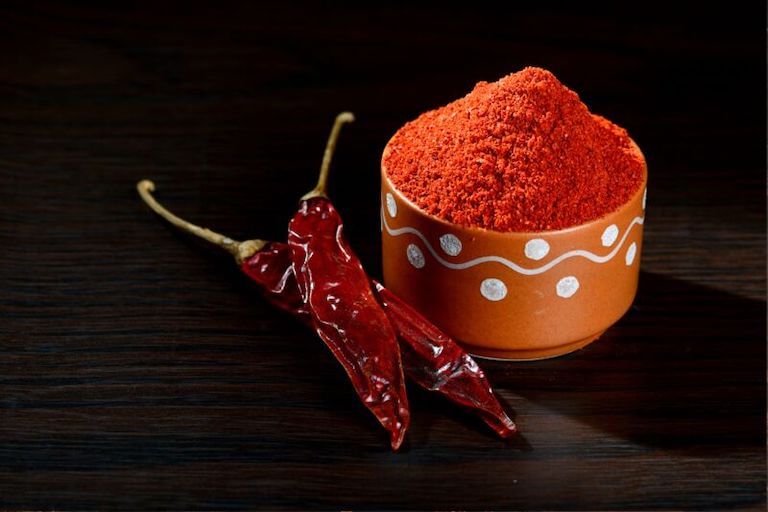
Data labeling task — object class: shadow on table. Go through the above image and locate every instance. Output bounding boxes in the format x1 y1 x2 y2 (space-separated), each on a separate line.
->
164 215 765 453
162 225 764 453
481 271 766 453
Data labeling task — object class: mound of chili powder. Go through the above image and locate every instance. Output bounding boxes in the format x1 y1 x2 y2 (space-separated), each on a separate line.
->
383 67 644 232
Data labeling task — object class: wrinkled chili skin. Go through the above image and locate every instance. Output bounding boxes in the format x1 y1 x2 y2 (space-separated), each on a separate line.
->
242 241 515 439
241 242 307 318
287 197 410 450
373 283 516 438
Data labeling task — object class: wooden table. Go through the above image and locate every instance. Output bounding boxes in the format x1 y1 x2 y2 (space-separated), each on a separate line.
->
1 3 764 510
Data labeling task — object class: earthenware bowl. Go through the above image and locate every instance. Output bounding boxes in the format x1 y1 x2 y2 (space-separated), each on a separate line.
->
381 141 648 361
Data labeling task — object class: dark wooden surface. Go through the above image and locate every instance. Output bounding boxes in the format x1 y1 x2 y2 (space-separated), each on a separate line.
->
0 2 765 510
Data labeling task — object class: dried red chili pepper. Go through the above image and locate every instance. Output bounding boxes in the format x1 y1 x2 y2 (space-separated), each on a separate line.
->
137 188 515 441
137 112 516 447
287 113 409 450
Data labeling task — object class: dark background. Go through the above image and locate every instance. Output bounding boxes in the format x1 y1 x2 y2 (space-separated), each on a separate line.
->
0 2 765 510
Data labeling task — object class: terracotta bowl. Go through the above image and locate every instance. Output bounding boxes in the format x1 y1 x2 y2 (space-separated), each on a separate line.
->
381 142 648 361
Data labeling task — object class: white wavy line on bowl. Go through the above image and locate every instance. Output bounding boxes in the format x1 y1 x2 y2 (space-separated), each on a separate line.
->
382 210 644 276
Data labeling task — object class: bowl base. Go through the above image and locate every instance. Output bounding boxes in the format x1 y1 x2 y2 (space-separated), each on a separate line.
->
467 331 605 362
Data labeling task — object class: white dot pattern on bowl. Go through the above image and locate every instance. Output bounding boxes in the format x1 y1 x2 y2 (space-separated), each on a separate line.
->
601 224 619 247
556 276 580 298
439 234 462 256
480 278 507 301
381 205 644 276
625 242 637 266
524 238 550 260
406 243 425 269
386 193 397 218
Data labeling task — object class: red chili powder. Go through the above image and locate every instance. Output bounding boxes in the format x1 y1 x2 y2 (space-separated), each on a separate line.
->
383 67 644 232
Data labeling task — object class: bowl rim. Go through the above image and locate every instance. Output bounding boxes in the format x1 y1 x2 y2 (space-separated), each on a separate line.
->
381 137 648 238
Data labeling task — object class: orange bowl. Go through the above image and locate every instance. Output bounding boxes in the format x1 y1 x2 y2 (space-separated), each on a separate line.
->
381 141 648 361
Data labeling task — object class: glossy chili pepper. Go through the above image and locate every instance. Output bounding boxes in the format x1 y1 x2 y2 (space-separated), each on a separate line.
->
285 113 409 449
288 195 410 450
137 188 515 443
137 112 515 448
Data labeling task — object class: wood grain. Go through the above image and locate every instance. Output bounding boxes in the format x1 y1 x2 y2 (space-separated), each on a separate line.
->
0 2 764 510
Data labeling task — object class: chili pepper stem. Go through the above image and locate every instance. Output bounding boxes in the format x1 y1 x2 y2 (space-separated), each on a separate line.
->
136 180 266 263
301 111 355 200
